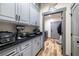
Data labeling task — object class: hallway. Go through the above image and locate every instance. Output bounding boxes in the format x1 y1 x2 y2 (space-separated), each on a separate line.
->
37 38 62 56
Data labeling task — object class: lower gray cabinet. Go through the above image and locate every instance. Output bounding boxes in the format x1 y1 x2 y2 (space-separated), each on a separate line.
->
20 40 32 56
0 36 43 56
37 37 41 51
0 45 19 56
32 36 41 56
40 35 44 48
20 46 32 56
32 38 38 56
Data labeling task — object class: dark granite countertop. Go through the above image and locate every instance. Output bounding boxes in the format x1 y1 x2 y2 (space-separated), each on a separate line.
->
0 33 43 51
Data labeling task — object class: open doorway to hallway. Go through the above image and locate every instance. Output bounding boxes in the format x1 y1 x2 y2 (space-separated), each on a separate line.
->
42 13 63 56
37 7 66 56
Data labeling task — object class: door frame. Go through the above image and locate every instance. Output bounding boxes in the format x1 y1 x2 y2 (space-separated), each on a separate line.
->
42 7 66 55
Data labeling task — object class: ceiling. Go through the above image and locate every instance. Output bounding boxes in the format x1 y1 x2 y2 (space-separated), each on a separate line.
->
40 3 57 7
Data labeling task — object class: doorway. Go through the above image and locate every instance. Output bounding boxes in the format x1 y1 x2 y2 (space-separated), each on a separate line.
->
42 8 66 55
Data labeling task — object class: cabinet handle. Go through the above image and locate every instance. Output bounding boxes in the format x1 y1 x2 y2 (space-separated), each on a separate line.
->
6 51 16 56
25 44 29 47
19 16 20 21
16 15 18 21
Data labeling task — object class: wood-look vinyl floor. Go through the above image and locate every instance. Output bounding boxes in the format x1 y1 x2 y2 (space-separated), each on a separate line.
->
37 38 62 56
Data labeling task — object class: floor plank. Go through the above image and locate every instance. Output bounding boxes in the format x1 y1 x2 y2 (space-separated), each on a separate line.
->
37 38 62 56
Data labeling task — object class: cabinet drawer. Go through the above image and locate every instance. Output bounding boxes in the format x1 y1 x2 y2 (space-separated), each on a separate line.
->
20 40 32 50
21 45 32 56
0 46 17 56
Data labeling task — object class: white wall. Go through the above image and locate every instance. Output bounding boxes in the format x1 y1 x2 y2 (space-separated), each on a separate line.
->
40 3 72 55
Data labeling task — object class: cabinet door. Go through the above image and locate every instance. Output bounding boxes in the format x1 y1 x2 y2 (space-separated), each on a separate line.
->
30 4 40 26
21 46 32 56
30 4 36 25
0 3 16 21
32 38 38 55
36 37 41 52
19 3 30 24
20 40 32 50
35 8 40 26
32 37 41 56
40 35 44 48
0 46 18 56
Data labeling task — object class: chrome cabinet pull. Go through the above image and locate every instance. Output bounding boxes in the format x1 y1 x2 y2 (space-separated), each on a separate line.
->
16 15 18 21
19 16 20 21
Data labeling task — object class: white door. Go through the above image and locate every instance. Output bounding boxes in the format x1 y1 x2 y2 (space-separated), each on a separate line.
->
0 3 16 20
19 3 30 24
51 21 61 39
71 4 79 56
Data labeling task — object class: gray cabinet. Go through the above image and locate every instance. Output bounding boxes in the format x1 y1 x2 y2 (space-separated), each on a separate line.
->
20 46 32 56
34 7 40 26
19 3 30 24
37 37 41 51
0 36 43 56
32 37 41 56
0 3 16 21
0 45 19 56
16 3 30 24
40 35 44 48
30 4 40 26
30 4 36 25
0 3 40 26
20 40 32 56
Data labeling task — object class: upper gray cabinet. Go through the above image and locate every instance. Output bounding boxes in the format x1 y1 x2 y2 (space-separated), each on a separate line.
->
18 3 30 24
35 8 40 26
0 3 40 26
0 3 16 21
30 4 40 26
30 4 36 25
